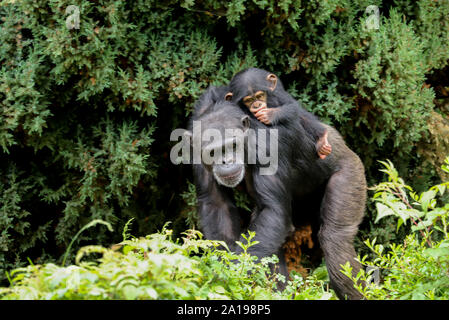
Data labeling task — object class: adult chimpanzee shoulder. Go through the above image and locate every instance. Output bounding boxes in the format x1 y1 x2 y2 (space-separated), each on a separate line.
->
185 85 367 300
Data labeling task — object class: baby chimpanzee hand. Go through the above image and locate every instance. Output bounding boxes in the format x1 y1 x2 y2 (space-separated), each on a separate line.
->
317 131 332 159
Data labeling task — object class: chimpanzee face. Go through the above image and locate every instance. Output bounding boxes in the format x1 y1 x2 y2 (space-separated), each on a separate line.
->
243 91 267 114
184 104 251 188
205 114 250 188
226 70 278 112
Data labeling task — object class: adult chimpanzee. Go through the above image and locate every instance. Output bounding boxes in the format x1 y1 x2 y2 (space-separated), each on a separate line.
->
226 68 332 160
185 85 367 300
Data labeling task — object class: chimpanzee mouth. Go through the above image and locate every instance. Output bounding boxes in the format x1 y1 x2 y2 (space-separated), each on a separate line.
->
214 166 245 188
223 169 242 180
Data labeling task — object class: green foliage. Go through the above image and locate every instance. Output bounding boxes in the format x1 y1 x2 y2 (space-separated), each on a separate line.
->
179 182 254 231
351 9 434 155
1 0 449 286
62 219 113 267
342 157 449 299
400 0 449 70
0 227 335 300
233 188 253 213
0 164 52 273
179 181 198 229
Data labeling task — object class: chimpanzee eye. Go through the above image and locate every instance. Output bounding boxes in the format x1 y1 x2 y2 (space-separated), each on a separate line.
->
256 93 264 100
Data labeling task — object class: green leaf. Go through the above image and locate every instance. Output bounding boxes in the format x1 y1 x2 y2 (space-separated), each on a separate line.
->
420 190 437 212
424 247 449 260
375 203 395 223
123 285 139 300
62 219 113 266
144 287 158 299
396 218 404 232
214 286 226 294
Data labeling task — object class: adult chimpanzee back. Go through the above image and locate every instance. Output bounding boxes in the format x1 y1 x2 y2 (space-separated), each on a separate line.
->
185 86 366 300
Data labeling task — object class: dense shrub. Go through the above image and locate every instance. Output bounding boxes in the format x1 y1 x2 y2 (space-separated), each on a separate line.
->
0 225 335 300
343 157 449 299
1 0 448 283
1 158 448 300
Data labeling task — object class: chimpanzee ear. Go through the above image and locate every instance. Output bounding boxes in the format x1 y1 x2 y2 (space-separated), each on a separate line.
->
225 92 233 101
241 115 250 130
266 74 277 91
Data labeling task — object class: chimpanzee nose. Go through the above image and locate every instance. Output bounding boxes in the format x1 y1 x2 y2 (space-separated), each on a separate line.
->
253 101 263 108
222 152 235 164
218 163 241 177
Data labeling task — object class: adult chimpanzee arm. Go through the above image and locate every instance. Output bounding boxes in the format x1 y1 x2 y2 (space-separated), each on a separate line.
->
193 164 242 250
236 170 294 260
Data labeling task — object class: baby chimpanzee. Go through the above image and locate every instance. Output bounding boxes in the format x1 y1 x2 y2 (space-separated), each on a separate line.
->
226 68 332 159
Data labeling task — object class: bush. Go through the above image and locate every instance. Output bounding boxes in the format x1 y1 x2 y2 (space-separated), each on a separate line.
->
1 0 449 284
342 157 449 299
0 225 335 300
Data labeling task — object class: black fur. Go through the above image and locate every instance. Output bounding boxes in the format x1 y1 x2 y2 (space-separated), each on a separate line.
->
188 85 366 300
229 68 328 144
